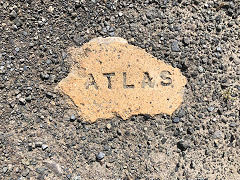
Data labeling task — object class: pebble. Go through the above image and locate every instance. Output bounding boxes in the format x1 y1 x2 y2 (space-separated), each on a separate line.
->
36 167 46 174
0 66 5 74
22 31 28 36
35 142 43 148
207 106 214 112
19 98 26 105
28 143 33 151
62 51 67 59
198 66 204 73
22 169 29 177
73 176 81 180
48 6 54 13
46 59 52 64
235 85 240 91
177 140 189 151
183 37 190 45
15 47 20 52
213 130 223 139
40 73 50 80
229 122 237 127
212 118 217 122
187 128 194 135
117 129 122 136
67 174 72 179
109 32 115 37
177 109 185 118
106 123 112 130
12 24 18 30
190 161 195 169
216 47 222 52
70 114 76 121
228 21 234 27
96 152 105 160
118 12 123 17
171 40 181 52
172 117 180 123
216 25 221 32
44 160 63 175
10 10 17 19
2 166 8 173
42 144 48 150
161 138 167 144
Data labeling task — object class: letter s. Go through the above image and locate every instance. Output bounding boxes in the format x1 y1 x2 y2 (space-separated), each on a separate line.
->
160 71 172 86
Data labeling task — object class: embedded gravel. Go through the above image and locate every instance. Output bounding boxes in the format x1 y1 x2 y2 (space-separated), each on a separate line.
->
0 0 239 180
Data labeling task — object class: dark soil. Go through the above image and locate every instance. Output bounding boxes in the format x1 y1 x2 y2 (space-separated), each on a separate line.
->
0 0 239 179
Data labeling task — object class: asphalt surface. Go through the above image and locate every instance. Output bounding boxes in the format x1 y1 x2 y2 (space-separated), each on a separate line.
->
0 0 239 179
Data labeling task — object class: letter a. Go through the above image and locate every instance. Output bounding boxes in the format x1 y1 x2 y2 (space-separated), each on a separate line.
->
85 74 98 89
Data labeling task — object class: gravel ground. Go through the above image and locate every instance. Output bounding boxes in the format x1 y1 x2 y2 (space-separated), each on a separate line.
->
0 0 239 179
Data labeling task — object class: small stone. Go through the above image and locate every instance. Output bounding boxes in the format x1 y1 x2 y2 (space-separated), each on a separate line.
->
212 118 217 122
182 37 190 45
46 59 52 64
172 117 180 123
109 32 115 37
2 167 8 173
28 143 33 151
73 176 81 180
190 161 195 169
198 66 204 73
48 6 54 13
70 114 76 121
117 129 122 136
62 51 67 59
161 138 167 144
42 144 48 150
15 167 20 173
106 123 112 130
0 66 5 74
40 73 50 80
44 160 63 175
106 163 112 168
235 85 240 91
35 142 43 148
187 128 194 135
213 130 223 139
12 24 18 31
229 53 240 65
118 12 123 16
177 109 185 118
228 21 234 27
216 25 222 32
22 169 29 177
171 40 181 52
46 92 54 98
36 167 46 174
96 152 105 160
10 10 17 19
23 31 28 36
15 47 20 52
177 140 189 151
216 47 222 52
19 98 26 105
229 122 237 127
73 34 85 46
8 164 13 172
207 106 214 112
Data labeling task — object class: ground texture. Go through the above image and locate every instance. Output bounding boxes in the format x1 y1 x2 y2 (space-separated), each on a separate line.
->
0 0 239 179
